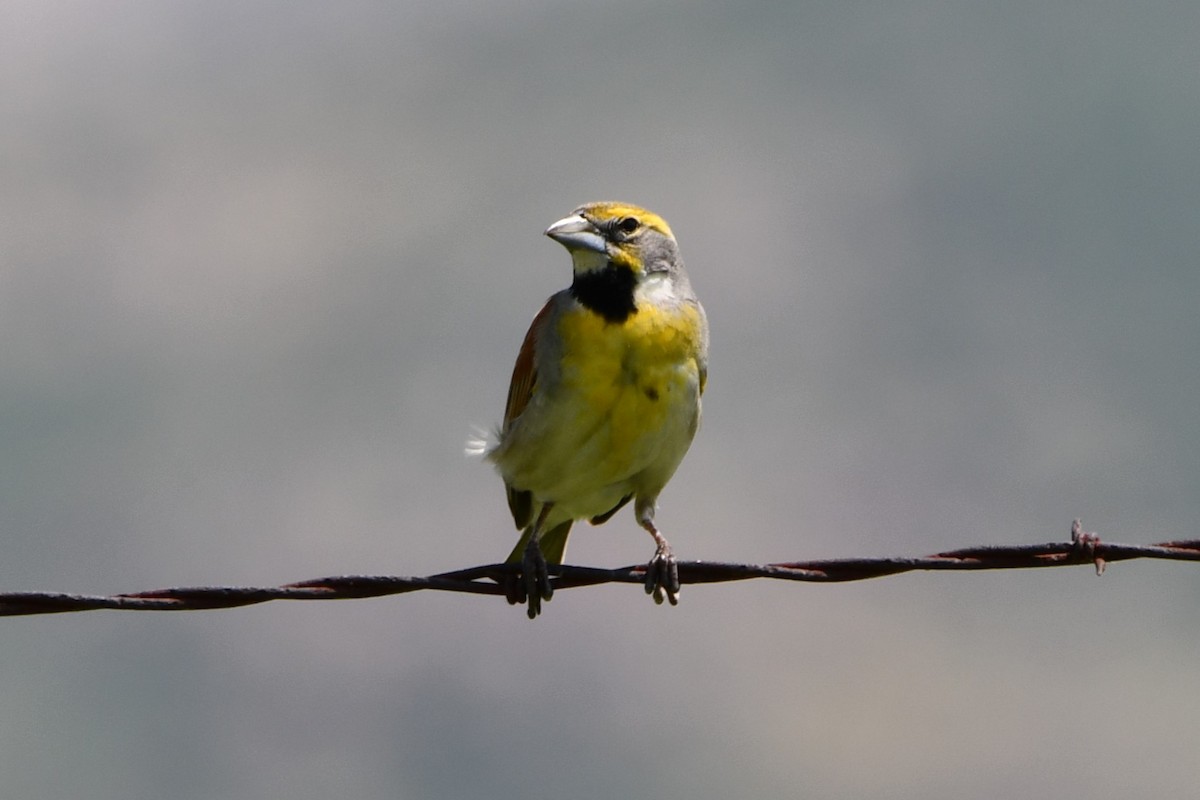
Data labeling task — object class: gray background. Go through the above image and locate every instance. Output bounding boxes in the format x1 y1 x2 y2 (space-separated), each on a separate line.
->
3 1 1198 797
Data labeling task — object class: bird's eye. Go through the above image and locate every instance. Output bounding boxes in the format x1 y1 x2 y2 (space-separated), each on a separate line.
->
618 216 640 234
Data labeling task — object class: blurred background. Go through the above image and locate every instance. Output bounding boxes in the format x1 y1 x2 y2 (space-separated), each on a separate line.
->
2 1 1198 797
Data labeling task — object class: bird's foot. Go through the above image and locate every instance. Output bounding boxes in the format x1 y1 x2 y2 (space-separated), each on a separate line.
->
643 531 680 606
514 536 553 619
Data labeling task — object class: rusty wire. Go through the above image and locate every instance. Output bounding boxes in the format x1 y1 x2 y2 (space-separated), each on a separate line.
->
2 520 1197 617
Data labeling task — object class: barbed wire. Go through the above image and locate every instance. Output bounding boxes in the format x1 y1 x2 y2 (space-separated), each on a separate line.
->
2 520 1197 617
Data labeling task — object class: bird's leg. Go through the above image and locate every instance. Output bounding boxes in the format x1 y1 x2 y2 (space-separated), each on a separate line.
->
639 515 680 606
520 503 555 619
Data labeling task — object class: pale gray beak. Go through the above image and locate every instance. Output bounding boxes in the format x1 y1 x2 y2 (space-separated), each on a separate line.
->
544 213 607 254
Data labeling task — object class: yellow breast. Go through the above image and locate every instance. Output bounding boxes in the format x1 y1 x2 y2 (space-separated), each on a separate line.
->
556 302 705 466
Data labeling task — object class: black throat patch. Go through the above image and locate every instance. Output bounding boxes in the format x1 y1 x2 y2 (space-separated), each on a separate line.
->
570 262 637 323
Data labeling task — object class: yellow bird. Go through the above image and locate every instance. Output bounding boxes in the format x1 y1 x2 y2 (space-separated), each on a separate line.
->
484 202 708 618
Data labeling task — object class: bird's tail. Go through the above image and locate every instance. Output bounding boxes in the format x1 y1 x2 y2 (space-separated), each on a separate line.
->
506 520 573 565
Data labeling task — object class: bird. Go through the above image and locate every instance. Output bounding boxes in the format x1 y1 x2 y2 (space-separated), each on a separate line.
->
481 202 708 618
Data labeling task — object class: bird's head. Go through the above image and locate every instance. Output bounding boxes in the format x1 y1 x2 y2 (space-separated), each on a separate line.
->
545 202 680 280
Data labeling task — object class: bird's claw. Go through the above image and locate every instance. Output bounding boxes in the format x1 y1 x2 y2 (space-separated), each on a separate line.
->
503 572 526 606
643 540 680 606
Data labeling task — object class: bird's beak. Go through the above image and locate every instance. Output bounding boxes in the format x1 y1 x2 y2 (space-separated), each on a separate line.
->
545 214 607 254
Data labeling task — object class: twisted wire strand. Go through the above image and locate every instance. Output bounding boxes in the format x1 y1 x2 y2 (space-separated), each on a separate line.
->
2 521 1196 617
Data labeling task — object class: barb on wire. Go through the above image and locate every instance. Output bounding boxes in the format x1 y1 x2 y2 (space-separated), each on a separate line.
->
2 520 1197 617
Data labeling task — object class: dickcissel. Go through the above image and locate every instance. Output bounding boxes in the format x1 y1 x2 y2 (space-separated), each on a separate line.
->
482 202 708 618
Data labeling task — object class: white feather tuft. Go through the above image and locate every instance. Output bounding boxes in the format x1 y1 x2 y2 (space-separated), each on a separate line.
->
464 424 496 458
